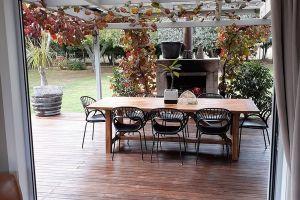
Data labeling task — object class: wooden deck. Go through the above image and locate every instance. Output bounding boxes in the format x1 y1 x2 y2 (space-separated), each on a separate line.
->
32 113 271 200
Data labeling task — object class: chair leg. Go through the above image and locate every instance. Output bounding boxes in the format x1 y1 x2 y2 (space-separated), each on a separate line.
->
82 122 88 148
159 139 162 150
156 134 160 159
177 134 183 165
196 133 202 165
138 131 144 160
195 129 199 150
112 133 118 161
182 130 187 153
262 129 267 149
127 138 130 147
265 128 270 145
92 123 95 140
186 124 189 137
151 135 156 163
118 134 121 150
226 143 230 161
142 127 147 150
238 127 243 156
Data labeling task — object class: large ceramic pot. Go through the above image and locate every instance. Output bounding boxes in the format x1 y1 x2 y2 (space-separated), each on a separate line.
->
31 85 63 117
161 42 182 59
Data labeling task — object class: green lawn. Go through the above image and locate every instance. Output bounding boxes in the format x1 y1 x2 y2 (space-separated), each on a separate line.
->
28 69 113 113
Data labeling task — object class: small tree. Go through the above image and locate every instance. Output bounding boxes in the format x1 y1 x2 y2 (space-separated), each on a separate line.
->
217 24 270 96
159 59 181 90
26 33 53 86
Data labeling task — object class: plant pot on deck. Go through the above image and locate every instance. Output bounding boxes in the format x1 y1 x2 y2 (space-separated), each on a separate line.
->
164 89 178 104
31 85 63 117
161 42 182 59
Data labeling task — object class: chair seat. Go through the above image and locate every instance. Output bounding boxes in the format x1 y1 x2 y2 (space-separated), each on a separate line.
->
153 123 181 135
114 121 141 132
240 118 267 129
199 124 229 135
87 114 105 122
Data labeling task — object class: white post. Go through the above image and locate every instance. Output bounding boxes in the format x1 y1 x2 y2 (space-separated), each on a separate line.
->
93 30 102 99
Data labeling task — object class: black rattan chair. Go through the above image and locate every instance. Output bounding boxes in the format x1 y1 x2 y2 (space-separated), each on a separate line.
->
149 108 188 165
111 107 148 160
239 104 271 152
198 93 224 99
80 96 105 148
194 108 232 163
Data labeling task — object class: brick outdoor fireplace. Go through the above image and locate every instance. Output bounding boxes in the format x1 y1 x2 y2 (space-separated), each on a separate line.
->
156 58 220 97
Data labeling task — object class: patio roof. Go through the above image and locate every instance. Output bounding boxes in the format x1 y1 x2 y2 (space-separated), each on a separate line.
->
26 0 271 28
24 0 272 99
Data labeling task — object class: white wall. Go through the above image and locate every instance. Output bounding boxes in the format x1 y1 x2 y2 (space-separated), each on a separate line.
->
0 0 35 199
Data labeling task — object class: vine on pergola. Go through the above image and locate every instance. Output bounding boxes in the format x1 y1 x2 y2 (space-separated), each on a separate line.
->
112 29 157 96
23 0 247 45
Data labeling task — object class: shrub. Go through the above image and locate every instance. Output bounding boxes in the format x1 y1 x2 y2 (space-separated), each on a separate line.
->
53 56 68 70
53 58 86 70
230 61 273 110
110 67 138 96
67 60 86 70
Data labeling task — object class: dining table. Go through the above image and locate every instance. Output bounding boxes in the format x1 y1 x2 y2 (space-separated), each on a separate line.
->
88 97 259 161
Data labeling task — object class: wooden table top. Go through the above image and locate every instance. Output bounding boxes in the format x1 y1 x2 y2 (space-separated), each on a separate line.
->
88 97 259 114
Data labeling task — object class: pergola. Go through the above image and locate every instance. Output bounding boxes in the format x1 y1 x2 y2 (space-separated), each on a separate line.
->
25 0 272 98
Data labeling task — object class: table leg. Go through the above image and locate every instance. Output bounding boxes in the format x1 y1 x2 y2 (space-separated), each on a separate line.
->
231 113 240 161
105 110 112 153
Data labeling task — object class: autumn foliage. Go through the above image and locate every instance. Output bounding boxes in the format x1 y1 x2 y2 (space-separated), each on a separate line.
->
111 30 157 96
216 24 271 95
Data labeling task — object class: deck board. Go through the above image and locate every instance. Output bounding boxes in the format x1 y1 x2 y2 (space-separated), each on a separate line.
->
32 113 270 200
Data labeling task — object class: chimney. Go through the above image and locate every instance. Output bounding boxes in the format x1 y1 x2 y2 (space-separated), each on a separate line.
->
183 18 193 58
183 27 193 51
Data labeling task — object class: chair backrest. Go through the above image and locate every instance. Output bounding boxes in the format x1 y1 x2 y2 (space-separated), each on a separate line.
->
149 108 188 133
111 107 146 129
80 96 96 116
195 108 231 129
0 173 23 200
198 93 224 99
260 103 272 123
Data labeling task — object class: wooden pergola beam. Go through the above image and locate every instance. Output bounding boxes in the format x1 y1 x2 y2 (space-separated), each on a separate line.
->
106 19 271 29
88 0 263 6
260 0 271 19
25 0 91 6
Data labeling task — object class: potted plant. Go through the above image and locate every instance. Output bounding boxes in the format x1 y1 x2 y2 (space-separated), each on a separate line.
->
159 59 182 104
26 33 63 117
161 42 183 59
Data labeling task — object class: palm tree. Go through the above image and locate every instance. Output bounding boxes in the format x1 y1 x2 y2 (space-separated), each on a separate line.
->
26 33 53 86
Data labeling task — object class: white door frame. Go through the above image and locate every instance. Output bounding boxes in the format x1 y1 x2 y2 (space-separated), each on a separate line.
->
0 0 36 199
